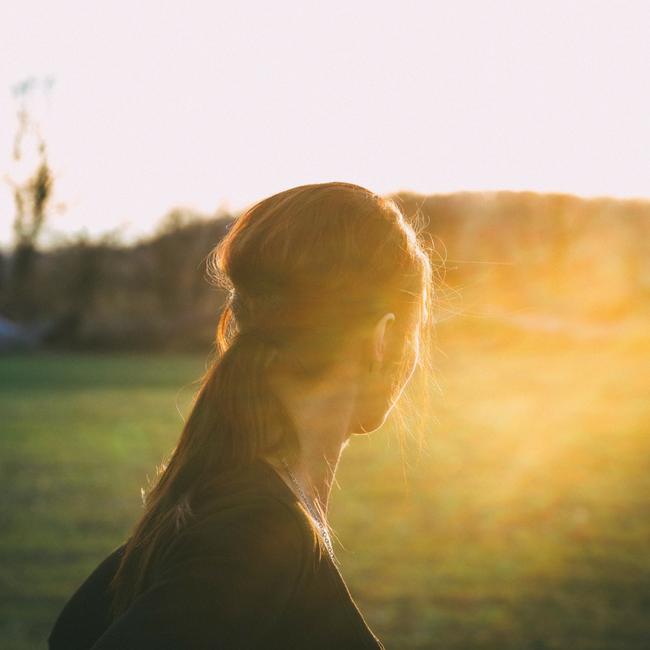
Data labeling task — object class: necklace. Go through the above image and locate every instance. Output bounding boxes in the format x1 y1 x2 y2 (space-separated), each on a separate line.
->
280 458 336 562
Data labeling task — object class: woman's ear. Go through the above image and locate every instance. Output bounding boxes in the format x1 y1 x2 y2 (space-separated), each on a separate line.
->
371 313 396 365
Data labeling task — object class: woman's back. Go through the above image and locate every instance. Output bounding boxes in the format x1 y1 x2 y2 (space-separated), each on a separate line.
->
49 461 384 649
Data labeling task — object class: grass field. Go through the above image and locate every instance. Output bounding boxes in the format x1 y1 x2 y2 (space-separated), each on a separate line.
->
2 323 650 649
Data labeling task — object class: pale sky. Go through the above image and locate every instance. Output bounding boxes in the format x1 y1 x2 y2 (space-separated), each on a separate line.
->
2 0 650 246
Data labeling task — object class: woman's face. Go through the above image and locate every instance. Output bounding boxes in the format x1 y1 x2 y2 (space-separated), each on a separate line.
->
350 316 420 435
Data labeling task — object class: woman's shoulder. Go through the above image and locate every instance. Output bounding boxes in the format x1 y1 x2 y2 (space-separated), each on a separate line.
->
157 461 317 574
191 460 309 528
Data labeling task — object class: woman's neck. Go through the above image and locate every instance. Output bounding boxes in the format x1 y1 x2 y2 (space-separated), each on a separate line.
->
284 436 345 515
269 360 361 514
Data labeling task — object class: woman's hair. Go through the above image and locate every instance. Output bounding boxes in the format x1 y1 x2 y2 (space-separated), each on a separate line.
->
109 182 433 617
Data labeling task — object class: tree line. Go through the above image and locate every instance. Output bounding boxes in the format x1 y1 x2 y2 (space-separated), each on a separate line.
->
396 190 650 322
0 208 234 350
1 189 648 351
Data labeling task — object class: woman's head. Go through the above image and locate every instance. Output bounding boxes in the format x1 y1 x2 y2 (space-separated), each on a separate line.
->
210 182 432 447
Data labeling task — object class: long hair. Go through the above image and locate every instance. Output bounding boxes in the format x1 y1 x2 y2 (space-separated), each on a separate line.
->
109 182 433 618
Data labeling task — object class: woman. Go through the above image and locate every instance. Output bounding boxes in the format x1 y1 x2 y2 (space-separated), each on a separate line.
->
49 182 432 649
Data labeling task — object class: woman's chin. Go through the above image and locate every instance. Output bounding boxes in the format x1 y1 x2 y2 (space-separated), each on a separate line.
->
351 411 390 435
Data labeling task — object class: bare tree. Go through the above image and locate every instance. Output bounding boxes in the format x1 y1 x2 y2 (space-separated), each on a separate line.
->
2 77 55 321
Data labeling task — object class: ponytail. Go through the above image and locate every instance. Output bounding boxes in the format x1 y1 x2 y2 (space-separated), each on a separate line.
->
109 302 299 619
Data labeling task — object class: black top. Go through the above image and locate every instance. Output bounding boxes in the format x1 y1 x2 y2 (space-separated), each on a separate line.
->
48 461 384 649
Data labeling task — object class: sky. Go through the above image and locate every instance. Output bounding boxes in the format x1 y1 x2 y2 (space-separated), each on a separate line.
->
2 0 650 246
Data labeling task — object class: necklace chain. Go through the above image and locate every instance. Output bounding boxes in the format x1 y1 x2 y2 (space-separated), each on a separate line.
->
280 458 336 562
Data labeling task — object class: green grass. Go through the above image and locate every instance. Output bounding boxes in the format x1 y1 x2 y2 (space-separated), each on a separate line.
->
0 354 206 650
2 328 650 649
334 326 650 649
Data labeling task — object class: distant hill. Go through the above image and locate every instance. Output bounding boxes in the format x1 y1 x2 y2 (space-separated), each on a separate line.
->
394 191 650 321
